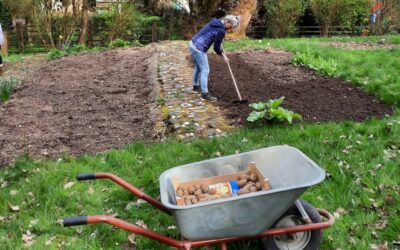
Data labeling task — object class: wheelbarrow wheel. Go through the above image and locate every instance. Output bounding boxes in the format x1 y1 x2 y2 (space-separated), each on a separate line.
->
260 199 322 250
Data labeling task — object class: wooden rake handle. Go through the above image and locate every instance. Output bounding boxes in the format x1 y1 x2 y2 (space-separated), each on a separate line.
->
225 56 243 101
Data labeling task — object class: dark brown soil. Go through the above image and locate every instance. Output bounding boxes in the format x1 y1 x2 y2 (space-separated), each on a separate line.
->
0 48 158 167
208 50 393 125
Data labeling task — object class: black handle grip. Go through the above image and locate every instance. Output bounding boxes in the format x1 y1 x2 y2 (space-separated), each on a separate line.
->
63 216 88 227
77 173 96 181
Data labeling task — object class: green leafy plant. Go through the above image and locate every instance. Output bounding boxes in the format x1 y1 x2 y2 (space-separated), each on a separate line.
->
292 51 339 77
0 78 19 102
67 44 87 54
156 96 166 105
47 49 66 60
108 38 132 48
247 97 302 124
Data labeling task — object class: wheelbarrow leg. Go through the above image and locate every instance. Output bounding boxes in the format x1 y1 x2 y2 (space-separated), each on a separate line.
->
295 199 312 224
221 243 227 250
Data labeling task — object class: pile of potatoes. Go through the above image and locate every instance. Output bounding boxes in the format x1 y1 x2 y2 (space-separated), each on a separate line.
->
236 173 263 195
176 184 221 205
175 172 263 205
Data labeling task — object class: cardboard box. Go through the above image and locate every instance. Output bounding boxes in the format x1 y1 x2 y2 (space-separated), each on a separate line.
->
172 162 270 206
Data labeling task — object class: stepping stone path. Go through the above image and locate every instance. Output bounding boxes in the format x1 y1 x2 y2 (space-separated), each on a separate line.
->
155 41 232 139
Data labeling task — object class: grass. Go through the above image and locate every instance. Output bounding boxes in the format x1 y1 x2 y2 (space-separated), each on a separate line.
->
47 45 107 61
0 78 19 103
0 35 399 249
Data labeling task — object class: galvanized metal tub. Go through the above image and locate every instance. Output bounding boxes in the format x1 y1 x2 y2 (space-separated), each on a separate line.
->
159 145 325 240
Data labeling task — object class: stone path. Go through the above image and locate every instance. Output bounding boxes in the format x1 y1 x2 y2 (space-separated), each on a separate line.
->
155 41 232 139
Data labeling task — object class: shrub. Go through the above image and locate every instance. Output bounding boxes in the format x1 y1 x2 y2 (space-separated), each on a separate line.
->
0 78 19 102
67 44 87 54
247 97 302 124
263 0 306 37
47 49 67 60
108 39 132 48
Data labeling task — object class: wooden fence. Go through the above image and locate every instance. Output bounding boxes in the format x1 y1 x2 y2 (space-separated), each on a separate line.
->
4 24 399 53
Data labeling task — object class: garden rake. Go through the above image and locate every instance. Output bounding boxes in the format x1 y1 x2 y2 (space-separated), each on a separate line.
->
222 46 248 104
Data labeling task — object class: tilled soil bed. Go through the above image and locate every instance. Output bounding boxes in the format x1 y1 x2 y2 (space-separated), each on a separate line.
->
0 48 158 167
209 50 393 125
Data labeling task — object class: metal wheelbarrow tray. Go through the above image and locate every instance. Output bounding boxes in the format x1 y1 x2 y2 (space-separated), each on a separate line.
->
64 145 334 249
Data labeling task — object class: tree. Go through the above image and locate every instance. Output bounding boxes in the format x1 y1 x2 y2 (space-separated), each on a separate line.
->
342 0 371 34
188 0 223 31
229 0 257 39
309 0 347 36
79 0 90 45
30 0 81 49
3 0 33 52
263 0 306 38
373 0 399 34
186 0 257 39
0 1 13 30
102 2 140 42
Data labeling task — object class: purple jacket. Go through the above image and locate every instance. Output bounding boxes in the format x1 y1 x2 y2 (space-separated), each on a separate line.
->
191 19 225 55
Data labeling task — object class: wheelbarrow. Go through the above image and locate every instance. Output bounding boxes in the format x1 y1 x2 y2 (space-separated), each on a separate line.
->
64 145 334 249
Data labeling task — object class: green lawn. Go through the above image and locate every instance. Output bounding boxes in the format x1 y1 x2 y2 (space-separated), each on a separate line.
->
0 35 399 250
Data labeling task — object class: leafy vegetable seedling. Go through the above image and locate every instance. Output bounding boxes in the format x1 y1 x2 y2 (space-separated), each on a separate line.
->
247 97 302 124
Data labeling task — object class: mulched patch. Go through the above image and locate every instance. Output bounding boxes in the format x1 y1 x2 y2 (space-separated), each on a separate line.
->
208 50 393 125
0 48 157 167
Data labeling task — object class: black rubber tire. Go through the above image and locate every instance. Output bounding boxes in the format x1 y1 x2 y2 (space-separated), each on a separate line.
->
260 200 323 250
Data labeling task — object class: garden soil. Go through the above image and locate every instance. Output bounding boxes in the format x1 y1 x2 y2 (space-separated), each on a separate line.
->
208 50 393 125
0 48 158 167
0 46 394 166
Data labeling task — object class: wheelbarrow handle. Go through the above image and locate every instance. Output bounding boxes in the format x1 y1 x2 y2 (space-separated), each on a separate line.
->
64 216 88 227
75 172 171 215
77 173 96 180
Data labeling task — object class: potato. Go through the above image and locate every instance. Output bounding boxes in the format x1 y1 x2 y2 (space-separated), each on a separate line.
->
185 199 192 205
191 198 198 204
242 183 253 190
237 189 250 195
194 189 203 196
186 195 196 200
250 186 257 192
249 173 258 182
188 186 196 195
194 184 201 190
197 193 208 199
208 188 217 195
238 174 250 180
201 185 209 193
183 190 189 196
238 179 247 188
199 197 208 203
255 182 262 190
176 189 184 197
177 185 185 191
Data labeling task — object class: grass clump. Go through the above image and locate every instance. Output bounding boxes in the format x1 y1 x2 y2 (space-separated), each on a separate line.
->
47 45 107 61
47 49 67 61
291 51 339 77
108 38 132 48
0 78 19 102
